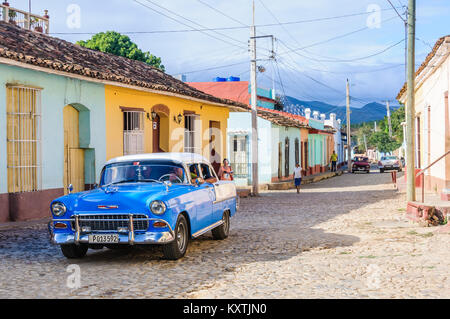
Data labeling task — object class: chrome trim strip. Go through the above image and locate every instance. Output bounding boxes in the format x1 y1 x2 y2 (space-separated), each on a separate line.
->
192 220 224 238
50 216 175 241
129 214 135 245
74 215 80 245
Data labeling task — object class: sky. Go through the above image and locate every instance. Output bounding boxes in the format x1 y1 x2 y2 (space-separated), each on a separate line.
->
8 0 450 107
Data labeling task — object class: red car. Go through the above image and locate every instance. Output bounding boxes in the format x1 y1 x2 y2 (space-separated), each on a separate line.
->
352 156 371 174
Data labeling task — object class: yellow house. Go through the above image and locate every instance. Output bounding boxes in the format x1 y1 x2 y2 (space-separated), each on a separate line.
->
105 84 245 172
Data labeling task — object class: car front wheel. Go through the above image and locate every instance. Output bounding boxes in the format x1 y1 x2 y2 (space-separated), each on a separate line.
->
61 244 88 259
212 211 230 240
163 214 189 260
380 169 384 173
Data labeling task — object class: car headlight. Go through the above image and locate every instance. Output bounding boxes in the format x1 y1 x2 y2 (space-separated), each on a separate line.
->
51 202 67 217
150 200 167 215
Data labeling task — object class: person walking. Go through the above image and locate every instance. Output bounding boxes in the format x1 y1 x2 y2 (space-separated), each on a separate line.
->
330 151 338 172
293 163 302 194
218 159 234 181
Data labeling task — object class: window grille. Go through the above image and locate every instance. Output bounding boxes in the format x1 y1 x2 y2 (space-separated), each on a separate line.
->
123 111 145 155
184 114 200 154
6 86 42 193
230 135 248 178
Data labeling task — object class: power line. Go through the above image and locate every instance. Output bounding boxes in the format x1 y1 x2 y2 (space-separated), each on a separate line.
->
50 6 403 35
196 0 248 27
132 0 248 50
171 60 249 75
278 15 399 55
386 0 407 23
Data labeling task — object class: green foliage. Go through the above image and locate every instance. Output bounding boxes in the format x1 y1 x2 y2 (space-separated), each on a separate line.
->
352 105 405 154
77 31 165 72
368 131 401 154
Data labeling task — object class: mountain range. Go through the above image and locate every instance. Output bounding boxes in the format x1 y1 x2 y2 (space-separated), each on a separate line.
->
284 96 399 125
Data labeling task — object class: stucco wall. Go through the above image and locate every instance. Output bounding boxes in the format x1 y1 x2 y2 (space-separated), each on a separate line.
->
0 64 106 194
105 85 230 164
227 112 272 185
413 53 450 194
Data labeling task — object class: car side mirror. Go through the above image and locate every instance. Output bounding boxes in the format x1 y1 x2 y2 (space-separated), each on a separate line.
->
68 184 74 194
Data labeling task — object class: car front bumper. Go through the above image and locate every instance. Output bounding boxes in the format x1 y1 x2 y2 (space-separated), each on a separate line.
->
48 215 175 245
379 165 400 170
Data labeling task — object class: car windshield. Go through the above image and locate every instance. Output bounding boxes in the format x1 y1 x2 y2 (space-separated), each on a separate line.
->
384 156 397 160
100 162 187 186
355 157 369 162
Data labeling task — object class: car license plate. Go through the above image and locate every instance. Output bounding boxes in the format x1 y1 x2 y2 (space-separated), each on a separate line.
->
89 234 120 244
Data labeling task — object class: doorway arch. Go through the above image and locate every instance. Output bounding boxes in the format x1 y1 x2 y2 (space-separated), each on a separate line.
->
63 103 92 194
152 104 170 153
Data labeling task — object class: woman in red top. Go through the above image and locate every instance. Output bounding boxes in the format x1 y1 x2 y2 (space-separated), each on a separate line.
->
218 159 234 181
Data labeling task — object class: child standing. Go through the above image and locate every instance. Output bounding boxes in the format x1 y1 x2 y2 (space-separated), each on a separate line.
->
294 163 302 194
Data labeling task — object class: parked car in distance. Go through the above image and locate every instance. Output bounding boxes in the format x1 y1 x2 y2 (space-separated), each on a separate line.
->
352 156 371 174
48 153 238 260
378 156 402 173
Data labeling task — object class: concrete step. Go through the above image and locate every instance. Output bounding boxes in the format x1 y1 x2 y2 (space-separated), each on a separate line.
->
406 201 450 226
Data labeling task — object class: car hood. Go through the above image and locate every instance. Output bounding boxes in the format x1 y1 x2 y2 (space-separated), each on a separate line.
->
56 183 175 213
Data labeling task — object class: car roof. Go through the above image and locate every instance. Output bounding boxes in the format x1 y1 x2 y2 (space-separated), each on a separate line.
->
105 153 210 166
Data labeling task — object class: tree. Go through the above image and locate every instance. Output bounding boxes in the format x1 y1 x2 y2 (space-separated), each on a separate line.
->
368 131 401 154
77 31 165 72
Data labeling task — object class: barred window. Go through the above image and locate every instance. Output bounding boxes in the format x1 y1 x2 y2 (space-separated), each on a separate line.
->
123 111 145 155
6 86 42 193
184 114 200 154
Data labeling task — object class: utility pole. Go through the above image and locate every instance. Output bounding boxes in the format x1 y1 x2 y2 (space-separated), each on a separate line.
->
406 0 416 202
363 134 368 154
386 100 392 137
346 79 352 172
250 0 259 196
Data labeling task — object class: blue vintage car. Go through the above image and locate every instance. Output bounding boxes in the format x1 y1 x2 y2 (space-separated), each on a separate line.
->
48 153 238 260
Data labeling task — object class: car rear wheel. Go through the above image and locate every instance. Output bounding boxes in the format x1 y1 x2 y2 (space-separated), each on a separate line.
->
163 214 189 260
212 211 230 240
61 244 88 259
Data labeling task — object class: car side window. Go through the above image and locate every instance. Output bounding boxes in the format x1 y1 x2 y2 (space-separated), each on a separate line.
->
200 163 218 183
189 164 200 184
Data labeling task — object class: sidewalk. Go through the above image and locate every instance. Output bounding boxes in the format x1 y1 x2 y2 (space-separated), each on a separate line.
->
267 170 344 191
0 217 50 231
396 172 450 231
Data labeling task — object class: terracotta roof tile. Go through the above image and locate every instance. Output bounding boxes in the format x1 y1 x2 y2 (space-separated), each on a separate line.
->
0 22 248 110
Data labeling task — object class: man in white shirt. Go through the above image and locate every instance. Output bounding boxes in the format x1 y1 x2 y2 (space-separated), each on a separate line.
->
293 163 302 194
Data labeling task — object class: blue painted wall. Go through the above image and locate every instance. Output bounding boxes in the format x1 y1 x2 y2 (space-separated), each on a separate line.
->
0 64 106 194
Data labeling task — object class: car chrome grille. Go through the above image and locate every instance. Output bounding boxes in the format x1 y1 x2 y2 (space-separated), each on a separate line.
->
72 214 149 232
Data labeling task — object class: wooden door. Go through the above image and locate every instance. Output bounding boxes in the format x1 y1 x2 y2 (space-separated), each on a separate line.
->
64 105 84 194
153 114 162 153
278 142 282 179
209 121 221 174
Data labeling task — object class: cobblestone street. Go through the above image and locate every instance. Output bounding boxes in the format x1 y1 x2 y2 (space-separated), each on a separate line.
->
0 171 449 299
